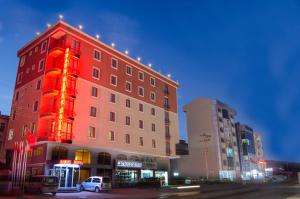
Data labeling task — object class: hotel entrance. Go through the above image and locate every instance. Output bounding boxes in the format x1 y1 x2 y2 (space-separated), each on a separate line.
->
50 161 82 190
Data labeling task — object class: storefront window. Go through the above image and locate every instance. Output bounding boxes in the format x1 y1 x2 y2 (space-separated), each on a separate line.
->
141 170 153 179
115 169 138 184
75 149 91 164
51 146 68 161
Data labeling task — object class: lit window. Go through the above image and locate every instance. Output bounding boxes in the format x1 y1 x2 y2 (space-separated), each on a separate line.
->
90 106 97 117
110 75 117 86
139 137 144 146
92 67 100 79
20 56 26 67
110 112 116 122
125 116 130 125
125 81 132 92
138 71 144 81
151 108 155 116
139 120 143 129
41 40 47 53
152 123 156 132
125 134 130 144
110 93 116 103
36 80 41 90
75 149 91 164
89 126 96 138
91 87 98 97
152 139 156 148
126 65 132 76
38 59 45 72
109 131 115 141
139 103 143 112
126 99 131 108
111 58 118 69
33 101 38 112
150 92 156 102
94 49 101 60
150 77 156 87
138 87 144 97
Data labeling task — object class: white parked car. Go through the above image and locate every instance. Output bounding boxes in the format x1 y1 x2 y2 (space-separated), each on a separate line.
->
80 176 111 192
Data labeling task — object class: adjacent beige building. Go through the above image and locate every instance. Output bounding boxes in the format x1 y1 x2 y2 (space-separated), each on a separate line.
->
173 99 240 181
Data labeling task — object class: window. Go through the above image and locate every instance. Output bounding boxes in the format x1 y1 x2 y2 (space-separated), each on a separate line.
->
125 81 132 92
139 137 144 146
30 123 36 134
150 92 156 101
20 56 26 67
17 72 23 84
0 123 5 132
29 50 32 56
164 97 169 107
139 120 144 129
41 40 47 53
125 134 130 144
94 49 101 60
75 149 91 164
110 93 116 103
51 146 68 161
33 101 38 112
151 108 155 116
92 67 100 79
90 106 97 117
126 65 132 75
38 59 45 72
31 64 36 71
110 112 116 122
150 77 156 86
126 99 131 108
138 71 144 81
138 87 144 97
108 131 115 141
15 92 19 101
152 139 156 148
98 152 111 165
110 75 117 86
92 178 100 183
139 103 144 112
125 116 131 125
111 58 118 69
152 123 156 132
89 126 96 138
91 87 98 97
36 80 41 90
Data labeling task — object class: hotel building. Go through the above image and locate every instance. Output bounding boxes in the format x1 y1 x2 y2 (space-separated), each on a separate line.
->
172 99 240 181
2 20 179 188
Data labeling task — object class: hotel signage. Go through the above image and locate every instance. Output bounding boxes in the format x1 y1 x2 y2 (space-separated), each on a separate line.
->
116 160 143 169
59 159 83 165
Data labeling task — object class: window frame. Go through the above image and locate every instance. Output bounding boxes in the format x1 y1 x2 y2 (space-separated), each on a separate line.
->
150 77 156 87
94 49 101 61
38 59 45 72
138 71 144 81
138 86 144 97
110 75 118 87
125 81 132 92
126 65 133 76
111 58 118 69
92 67 100 80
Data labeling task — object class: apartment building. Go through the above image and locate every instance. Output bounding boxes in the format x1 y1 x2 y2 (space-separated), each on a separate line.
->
172 99 240 181
254 132 265 175
3 20 179 188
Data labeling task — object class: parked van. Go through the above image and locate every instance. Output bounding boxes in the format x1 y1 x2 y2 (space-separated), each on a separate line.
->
24 175 58 195
80 176 111 192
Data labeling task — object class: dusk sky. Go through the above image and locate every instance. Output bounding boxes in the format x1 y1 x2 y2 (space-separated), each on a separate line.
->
0 0 300 161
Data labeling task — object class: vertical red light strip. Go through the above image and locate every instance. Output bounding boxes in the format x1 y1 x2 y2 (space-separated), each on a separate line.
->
57 47 70 142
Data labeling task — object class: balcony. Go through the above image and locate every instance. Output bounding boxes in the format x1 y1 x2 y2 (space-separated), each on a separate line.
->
68 66 79 78
165 118 170 125
43 84 60 96
64 109 75 120
164 103 170 109
40 106 58 118
48 39 66 57
163 88 169 95
45 65 62 75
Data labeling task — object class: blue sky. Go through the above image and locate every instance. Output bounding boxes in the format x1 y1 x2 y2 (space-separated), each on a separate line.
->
1 0 300 161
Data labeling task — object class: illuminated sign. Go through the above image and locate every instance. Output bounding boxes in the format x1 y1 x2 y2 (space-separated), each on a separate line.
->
59 159 82 165
116 160 142 168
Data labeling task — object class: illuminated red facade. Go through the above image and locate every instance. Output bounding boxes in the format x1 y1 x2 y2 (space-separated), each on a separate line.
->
4 21 179 184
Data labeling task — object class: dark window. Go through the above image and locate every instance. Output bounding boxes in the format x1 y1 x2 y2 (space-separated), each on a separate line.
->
138 72 144 81
91 87 98 97
15 92 19 101
222 109 229 119
151 108 155 116
139 103 143 112
125 134 130 144
110 93 116 103
138 87 144 96
98 152 111 165
33 101 38 112
92 178 100 183
0 123 5 132
139 120 143 129
126 65 132 75
126 99 131 108
125 116 130 125
92 68 100 79
51 146 68 161
90 106 97 117
111 58 118 68
94 50 101 60
36 80 41 90
139 137 144 146
110 112 115 122
111 75 117 86
152 123 156 132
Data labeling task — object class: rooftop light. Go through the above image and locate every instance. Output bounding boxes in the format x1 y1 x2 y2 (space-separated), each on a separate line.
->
95 34 100 40
111 42 115 48
167 74 172 78
78 25 83 30
137 57 141 62
47 23 51 28
58 14 64 20
148 63 152 68
36 32 40 36
125 50 129 55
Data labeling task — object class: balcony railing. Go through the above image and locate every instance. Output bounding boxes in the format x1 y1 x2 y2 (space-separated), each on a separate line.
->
43 84 60 95
164 104 170 109
40 106 58 117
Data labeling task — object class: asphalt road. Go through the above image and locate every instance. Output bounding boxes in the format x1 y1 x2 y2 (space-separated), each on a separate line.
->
0 183 299 199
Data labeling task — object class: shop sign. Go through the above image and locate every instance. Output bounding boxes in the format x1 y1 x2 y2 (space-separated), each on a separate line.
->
116 160 142 168
59 159 83 165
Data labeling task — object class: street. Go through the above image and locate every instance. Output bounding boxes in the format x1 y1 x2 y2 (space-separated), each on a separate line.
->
1 183 300 199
